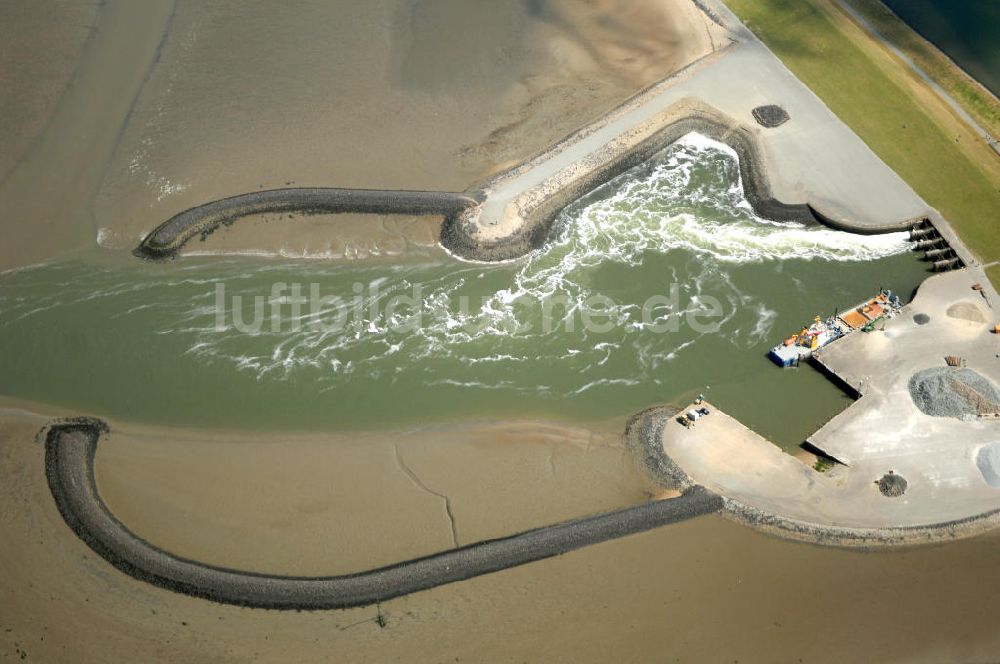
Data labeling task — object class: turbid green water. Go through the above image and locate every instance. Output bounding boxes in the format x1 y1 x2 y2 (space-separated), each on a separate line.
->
0 135 929 446
883 0 1000 97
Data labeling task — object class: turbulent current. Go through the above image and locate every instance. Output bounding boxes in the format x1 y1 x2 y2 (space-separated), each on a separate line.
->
0 134 927 438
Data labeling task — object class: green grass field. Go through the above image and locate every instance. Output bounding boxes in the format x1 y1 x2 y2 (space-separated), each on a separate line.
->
987 265 1000 294
850 0 1000 138
727 0 1000 271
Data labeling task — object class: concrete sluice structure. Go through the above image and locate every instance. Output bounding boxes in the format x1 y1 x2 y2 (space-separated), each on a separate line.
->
631 270 1000 547
44 419 722 609
907 218 965 272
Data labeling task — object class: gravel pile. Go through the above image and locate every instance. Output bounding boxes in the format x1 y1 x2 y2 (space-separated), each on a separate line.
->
877 472 907 497
751 104 790 128
908 367 1000 418
946 302 987 323
913 313 930 325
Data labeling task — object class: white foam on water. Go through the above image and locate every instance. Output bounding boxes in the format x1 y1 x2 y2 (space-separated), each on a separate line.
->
551 132 910 265
96 227 113 248
0 132 915 404
183 248 349 261
175 133 911 383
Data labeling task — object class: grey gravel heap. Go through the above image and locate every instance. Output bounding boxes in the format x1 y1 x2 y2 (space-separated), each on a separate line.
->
751 104 790 128
908 367 1000 419
877 472 907 497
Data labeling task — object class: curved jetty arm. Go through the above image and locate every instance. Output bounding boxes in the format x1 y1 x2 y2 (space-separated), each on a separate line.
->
44 419 723 610
135 187 485 260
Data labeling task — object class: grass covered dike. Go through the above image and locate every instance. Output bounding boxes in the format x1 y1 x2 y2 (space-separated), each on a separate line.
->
726 0 1000 279
851 0 1000 137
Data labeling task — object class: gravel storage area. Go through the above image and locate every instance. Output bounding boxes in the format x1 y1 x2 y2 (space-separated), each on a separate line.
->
908 367 1000 418
946 302 987 323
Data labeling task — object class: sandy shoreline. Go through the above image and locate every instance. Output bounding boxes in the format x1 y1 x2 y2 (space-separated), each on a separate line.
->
0 0 174 272
87 0 725 270
179 212 443 262
91 414 649 576
0 0 725 273
45 418 722 609
0 1 98 183
133 104 814 262
5 406 1000 661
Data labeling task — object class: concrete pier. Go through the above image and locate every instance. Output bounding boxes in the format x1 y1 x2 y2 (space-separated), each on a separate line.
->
638 270 1000 544
809 270 1000 512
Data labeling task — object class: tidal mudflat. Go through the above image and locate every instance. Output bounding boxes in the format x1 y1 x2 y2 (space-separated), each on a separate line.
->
2 0 999 661
5 404 1000 661
0 136 926 441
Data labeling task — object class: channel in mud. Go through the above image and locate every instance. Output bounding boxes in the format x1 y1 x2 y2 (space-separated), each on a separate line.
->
0 134 929 444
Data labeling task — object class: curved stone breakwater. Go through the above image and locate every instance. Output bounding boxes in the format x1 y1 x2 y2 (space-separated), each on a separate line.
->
44 419 723 610
135 104 839 263
442 108 825 262
135 187 485 260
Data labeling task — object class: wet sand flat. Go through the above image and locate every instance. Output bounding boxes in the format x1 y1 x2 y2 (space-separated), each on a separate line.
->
0 1 97 182
92 0 723 257
4 409 1000 662
93 418 646 576
0 0 174 272
0 0 722 271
